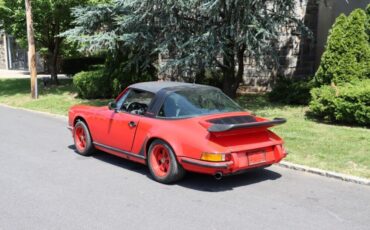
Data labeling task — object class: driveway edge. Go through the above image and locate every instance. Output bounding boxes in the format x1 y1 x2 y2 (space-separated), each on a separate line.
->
0 103 68 121
278 161 370 186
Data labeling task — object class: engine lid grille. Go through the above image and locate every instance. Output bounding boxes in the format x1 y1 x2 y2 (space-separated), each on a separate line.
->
207 115 257 125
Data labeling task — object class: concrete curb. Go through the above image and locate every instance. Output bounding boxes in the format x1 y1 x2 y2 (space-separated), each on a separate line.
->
0 103 68 121
278 161 370 186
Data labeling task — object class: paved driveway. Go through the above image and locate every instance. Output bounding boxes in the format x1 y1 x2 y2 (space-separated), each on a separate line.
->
0 105 369 230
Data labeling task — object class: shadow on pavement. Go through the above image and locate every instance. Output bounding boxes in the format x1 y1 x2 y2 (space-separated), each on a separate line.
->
68 145 282 192
93 151 148 176
68 145 148 176
177 169 281 192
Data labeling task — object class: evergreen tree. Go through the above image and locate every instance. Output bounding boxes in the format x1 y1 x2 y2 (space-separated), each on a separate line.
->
315 9 370 85
64 0 306 98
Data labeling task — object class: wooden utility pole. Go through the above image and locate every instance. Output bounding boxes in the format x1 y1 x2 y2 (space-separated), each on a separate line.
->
25 0 38 99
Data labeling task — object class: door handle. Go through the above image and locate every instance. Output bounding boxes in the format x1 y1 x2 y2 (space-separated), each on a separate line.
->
128 121 137 128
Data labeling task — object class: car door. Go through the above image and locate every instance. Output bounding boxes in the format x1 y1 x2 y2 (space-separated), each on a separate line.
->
102 111 140 152
92 88 154 153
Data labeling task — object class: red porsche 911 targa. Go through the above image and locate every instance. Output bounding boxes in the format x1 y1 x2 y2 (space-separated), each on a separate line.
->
68 81 287 183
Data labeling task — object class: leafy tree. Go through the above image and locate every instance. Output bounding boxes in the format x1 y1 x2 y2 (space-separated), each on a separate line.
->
0 0 92 84
314 9 370 85
366 4 370 40
64 0 306 98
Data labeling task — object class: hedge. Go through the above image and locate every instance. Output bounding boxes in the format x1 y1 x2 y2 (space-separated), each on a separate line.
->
269 77 314 105
73 69 112 99
309 80 370 126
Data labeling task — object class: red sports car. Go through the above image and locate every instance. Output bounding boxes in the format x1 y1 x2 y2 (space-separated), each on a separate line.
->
68 81 287 183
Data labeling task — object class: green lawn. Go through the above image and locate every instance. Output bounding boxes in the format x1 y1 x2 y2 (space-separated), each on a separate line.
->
0 78 110 116
1 78 369 178
238 95 370 178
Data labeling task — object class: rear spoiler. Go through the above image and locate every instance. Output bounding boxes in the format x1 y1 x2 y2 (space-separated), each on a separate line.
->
208 118 287 133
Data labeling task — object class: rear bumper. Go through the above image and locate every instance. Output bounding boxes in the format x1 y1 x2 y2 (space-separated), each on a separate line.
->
181 158 233 169
179 146 287 176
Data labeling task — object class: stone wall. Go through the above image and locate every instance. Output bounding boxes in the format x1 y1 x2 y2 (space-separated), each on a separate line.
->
242 0 318 92
0 34 6 69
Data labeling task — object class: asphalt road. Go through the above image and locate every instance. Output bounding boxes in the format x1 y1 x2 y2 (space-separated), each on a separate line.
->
0 105 369 230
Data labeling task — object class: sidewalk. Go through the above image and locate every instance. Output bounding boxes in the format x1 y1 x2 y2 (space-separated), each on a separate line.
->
0 70 30 78
0 69 68 79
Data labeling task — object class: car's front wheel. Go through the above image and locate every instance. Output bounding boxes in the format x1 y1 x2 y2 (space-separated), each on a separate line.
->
148 140 185 184
73 120 95 156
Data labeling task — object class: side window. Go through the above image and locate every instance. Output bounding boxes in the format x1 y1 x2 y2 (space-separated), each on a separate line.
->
158 94 188 118
117 89 154 115
116 90 131 110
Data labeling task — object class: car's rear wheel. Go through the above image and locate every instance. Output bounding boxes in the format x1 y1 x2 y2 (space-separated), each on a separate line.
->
148 140 185 184
74 120 95 156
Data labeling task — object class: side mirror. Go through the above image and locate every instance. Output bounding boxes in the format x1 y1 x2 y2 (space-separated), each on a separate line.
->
108 102 117 111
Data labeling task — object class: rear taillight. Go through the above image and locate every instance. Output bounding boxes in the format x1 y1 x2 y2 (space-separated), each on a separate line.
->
200 153 232 162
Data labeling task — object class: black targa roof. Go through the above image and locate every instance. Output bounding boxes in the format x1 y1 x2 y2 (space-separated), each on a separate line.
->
129 81 219 117
129 81 213 94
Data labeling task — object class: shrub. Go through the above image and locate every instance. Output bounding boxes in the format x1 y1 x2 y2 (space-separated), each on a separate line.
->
309 6 370 126
195 69 223 89
314 9 370 85
309 86 337 122
73 69 112 99
268 77 314 105
309 80 370 126
73 67 155 99
112 78 122 98
102 53 157 98
61 57 105 75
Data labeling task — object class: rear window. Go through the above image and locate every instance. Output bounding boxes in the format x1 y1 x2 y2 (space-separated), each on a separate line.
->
158 88 242 118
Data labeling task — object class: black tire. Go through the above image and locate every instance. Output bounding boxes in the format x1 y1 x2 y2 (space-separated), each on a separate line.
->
73 120 95 156
147 140 186 184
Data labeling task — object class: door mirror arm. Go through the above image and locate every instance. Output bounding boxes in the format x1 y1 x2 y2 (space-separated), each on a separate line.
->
108 102 118 112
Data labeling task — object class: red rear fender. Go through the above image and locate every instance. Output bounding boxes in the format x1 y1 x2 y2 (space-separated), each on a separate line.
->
68 105 107 127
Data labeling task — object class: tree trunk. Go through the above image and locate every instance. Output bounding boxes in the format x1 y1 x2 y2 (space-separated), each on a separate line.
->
221 44 246 99
48 40 60 85
221 40 240 98
25 0 38 99
222 68 237 98
235 44 246 93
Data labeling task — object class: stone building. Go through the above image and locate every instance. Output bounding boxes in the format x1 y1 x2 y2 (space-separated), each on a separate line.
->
0 32 44 72
0 32 8 70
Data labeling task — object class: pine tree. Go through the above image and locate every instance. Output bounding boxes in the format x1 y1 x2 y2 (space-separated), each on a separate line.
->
65 0 306 97
315 9 370 85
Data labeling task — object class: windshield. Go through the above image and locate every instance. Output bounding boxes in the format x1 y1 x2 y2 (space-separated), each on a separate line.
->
158 87 243 118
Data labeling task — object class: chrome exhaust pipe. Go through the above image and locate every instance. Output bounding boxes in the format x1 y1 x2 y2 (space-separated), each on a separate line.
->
214 172 223 180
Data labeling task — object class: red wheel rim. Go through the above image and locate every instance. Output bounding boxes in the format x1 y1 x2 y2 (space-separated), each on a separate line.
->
150 145 171 177
74 126 87 151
